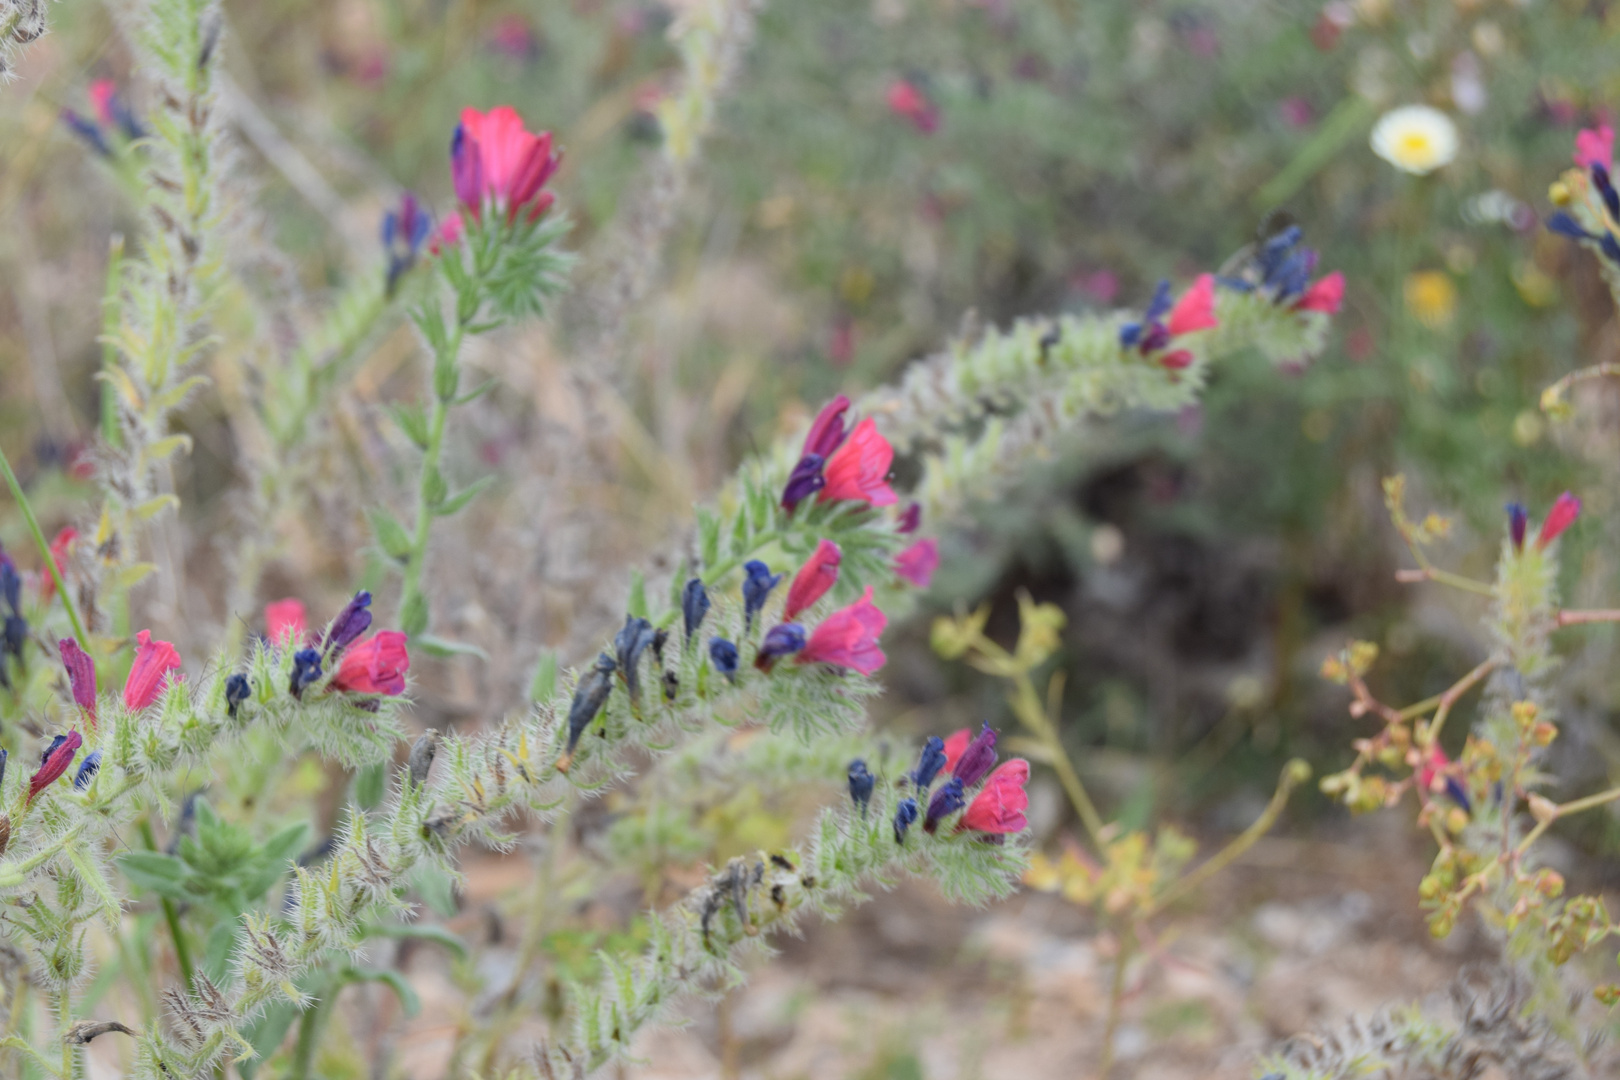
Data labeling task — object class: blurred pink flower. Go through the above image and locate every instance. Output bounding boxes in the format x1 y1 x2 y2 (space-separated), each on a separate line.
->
887 80 939 135
1278 97 1314 129
895 538 940 588
1574 123 1614 172
451 106 562 224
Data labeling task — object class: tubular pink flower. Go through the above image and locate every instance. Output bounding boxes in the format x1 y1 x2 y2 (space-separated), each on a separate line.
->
39 527 77 604
265 599 307 646
1536 492 1582 549
819 418 897 507
1166 274 1218 336
895 538 940 588
784 540 841 621
940 728 972 774
1294 270 1345 314
330 631 410 695
124 630 181 711
58 639 97 729
797 587 887 675
28 730 82 803
959 759 1030 834
451 106 561 224
887 80 940 134
1575 124 1614 172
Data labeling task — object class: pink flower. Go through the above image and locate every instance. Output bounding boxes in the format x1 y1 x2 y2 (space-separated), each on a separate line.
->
450 106 561 224
329 631 410 695
1574 124 1614 172
959 759 1030 834
887 79 939 134
1536 492 1582 549
39 527 77 604
940 727 972 774
784 540 841 621
88 79 119 128
797 587 887 675
124 630 181 711
819 418 898 507
265 599 307 646
895 538 940 588
1160 350 1194 371
428 210 464 255
58 639 97 728
1166 274 1218 336
28 730 82 803
1294 270 1345 314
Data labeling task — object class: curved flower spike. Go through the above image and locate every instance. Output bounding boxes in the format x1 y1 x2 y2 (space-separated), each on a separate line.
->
330 632 410 696
124 630 181 711
784 540 841 621
58 639 97 729
28 730 82 803
797 587 887 675
959 759 1030 834
819 418 897 508
1536 492 1581 550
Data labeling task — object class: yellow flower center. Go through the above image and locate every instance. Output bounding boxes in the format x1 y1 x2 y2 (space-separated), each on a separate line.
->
1397 131 1434 163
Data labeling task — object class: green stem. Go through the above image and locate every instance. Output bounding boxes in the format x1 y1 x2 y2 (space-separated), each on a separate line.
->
290 970 335 1080
0 445 88 650
138 820 194 992
100 236 126 449
1009 674 1105 844
701 530 785 587
398 323 461 637
1097 930 1131 1078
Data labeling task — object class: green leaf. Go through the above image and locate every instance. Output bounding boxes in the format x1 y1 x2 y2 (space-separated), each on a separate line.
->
451 379 498 407
354 763 386 810
423 464 448 508
339 968 420 1017
529 650 557 703
627 570 647 620
389 403 431 450
698 509 721 568
261 822 312 868
142 435 193 465
358 922 468 959
202 921 239 983
132 493 181 520
433 474 495 518
728 507 750 556
411 865 458 918
434 354 459 402
414 634 489 661
369 509 414 561
237 1001 298 1079
116 851 190 900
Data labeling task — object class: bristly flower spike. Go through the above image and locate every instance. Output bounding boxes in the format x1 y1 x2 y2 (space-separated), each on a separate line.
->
782 395 850 510
742 561 782 633
847 759 875 817
1506 502 1528 553
1536 492 1581 549
893 797 919 844
681 578 710 647
557 653 615 773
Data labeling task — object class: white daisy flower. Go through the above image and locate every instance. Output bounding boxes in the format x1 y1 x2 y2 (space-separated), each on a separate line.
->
1370 105 1459 175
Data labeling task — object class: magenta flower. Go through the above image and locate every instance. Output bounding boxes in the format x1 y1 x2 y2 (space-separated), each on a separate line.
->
1295 271 1345 314
895 538 940 588
124 630 181 711
265 599 307 646
1536 492 1582 549
887 79 939 134
784 540 841 621
940 727 972 774
820 418 898 507
1166 274 1218 336
450 106 562 225
329 632 410 696
797 586 887 675
1575 123 1614 172
958 759 1030 834
29 730 82 803
58 639 97 729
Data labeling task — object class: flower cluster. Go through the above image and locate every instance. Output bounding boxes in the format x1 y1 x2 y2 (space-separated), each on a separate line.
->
1216 225 1345 315
278 591 411 702
1118 274 1218 370
450 104 562 227
1548 124 1620 267
781 395 898 510
889 722 1030 843
60 78 144 159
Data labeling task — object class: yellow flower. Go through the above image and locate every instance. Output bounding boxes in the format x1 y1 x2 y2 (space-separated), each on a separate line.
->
1404 270 1457 328
1371 105 1459 175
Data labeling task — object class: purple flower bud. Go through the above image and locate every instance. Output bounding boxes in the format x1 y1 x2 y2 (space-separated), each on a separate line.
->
561 653 616 765
847 759 874 817
322 592 373 658
4 615 26 664
1594 164 1620 218
897 502 922 535
1506 501 1528 552
781 454 827 511
893 797 919 844
923 777 965 833
912 736 946 789
73 749 102 790
613 615 658 705
681 578 710 646
0 556 20 614
225 673 250 719
755 623 806 670
742 561 782 633
952 723 998 787
450 125 483 209
289 648 322 699
709 637 739 682
1445 776 1472 815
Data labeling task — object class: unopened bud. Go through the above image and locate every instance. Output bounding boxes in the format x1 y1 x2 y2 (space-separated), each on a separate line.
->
1528 794 1559 824
1549 180 1572 206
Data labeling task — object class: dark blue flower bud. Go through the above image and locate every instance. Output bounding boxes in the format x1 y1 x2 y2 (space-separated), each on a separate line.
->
923 777 965 834
952 723 998 787
1506 502 1528 552
754 623 806 670
0 558 20 614
0 748 9 791
781 454 827 511
682 578 710 646
893 797 919 845
3 614 26 663
847 759 874 817
559 653 616 771
40 735 66 768
742 561 782 633
289 648 323 699
61 109 112 157
1547 211 1594 242
1593 164 1620 217
1444 777 1472 814
1117 321 1144 348
322 591 373 657
1143 279 1174 322
225 673 251 719
708 637 739 683
614 615 657 705
73 749 102 790
912 736 946 790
